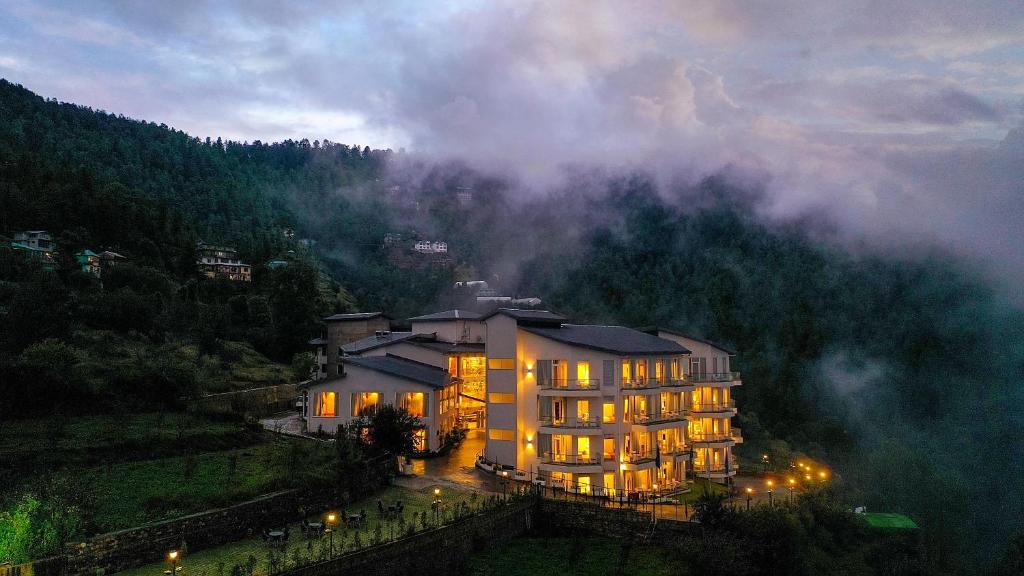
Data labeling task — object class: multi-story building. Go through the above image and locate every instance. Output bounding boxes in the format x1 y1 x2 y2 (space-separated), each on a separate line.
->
301 307 742 484
196 242 251 282
483 309 702 495
314 312 392 379
644 329 743 481
301 309 483 451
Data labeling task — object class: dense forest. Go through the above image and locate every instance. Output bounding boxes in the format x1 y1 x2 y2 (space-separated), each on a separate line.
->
2 79 1023 572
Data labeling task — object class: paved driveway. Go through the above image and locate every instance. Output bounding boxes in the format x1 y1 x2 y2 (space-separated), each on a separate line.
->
397 429 501 493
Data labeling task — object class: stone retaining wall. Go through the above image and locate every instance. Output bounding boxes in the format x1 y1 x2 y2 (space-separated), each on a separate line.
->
187 384 299 417
538 499 702 544
0 556 65 576
64 456 391 576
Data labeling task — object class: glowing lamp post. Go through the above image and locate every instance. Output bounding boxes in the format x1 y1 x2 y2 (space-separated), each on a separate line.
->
761 453 770 474
165 550 180 576
766 480 774 506
501 470 509 499
326 512 337 556
745 487 753 511
788 478 797 503
432 487 442 524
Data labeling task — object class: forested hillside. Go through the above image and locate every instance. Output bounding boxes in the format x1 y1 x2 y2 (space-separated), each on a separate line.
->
2 79 1022 570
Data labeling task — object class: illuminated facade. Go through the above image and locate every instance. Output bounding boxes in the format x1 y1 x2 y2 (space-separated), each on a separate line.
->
483 310 742 494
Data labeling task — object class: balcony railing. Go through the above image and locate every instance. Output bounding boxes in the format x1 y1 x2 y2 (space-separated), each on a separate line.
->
541 452 599 466
621 377 689 389
690 400 736 413
660 444 689 456
537 416 601 429
623 450 656 463
689 372 741 383
692 463 739 474
630 410 686 424
538 378 602 391
690 433 733 443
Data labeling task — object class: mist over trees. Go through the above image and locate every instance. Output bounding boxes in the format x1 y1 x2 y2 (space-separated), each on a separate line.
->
1 79 1022 571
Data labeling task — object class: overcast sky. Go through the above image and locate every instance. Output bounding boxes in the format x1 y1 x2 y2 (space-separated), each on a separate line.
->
2 0 1023 293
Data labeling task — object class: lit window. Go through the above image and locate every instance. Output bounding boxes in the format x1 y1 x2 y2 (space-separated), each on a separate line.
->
603 402 615 423
576 361 590 382
603 437 615 460
488 393 514 404
488 358 515 370
413 429 427 452
621 359 631 383
398 392 426 418
448 356 458 375
351 392 379 417
315 391 336 417
489 428 515 441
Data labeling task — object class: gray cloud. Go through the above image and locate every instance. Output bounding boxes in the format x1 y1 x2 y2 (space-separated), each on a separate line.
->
1 0 1023 296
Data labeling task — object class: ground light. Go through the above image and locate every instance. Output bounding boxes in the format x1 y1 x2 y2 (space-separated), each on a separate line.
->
165 550 179 576
326 512 337 556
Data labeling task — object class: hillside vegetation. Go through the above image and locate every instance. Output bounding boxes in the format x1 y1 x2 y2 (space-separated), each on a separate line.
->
1 79 1023 572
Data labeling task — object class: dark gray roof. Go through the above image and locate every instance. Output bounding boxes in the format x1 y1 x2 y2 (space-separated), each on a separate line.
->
324 312 387 322
481 308 566 326
342 332 416 354
342 355 453 389
405 336 486 354
640 327 735 355
408 309 482 322
522 324 688 355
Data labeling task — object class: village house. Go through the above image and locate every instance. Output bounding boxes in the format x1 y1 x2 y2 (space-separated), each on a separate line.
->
10 230 56 270
196 242 251 282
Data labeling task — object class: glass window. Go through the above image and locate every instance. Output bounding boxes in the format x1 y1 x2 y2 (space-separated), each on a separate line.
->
351 392 379 417
489 428 515 441
602 402 615 423
315 391 336 417
488 358 515 370
413 429 427 451
621 359 631 383
576 361 590 381
603 437 615 460
398 392 426 417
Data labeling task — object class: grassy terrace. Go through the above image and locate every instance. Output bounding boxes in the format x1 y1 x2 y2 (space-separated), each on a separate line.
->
468 536 677 576
113 485 477 576
1 414 329 534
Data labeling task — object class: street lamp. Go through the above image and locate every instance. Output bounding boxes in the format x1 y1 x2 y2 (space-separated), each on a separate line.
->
325 512 337 556
432 488 441 524
819 470 827 481
762 453 770 474
501 470 509 499
766 480 774 506
745 487 753 511
788 478 796 503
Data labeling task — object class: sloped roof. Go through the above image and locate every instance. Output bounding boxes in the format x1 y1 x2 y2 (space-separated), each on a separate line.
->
481 308 566 326
522 324 688 355
342 331 417 354
408 309 482 322
405 336 486 354
308 337 326 346
342 354 453 389
640 326 735 355
324 312 387 322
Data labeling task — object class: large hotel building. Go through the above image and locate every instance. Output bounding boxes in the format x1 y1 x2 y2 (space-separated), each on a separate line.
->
302 308 741 494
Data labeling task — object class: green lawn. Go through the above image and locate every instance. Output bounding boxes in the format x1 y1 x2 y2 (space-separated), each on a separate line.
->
80 436 334 532
862 513 919 529
112 485 477 576
673 478 729 504
469 536 678 576
0 413 251 462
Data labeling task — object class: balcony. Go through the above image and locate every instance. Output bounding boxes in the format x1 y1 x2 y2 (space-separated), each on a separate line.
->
660 444 690 457
690 400 736 414
623 450 656 464
692 463 739 477
689 433 734 445
541 452 599 466
538 378 602 395
538 416 601 430
629 410 686 425
689 372 741 384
